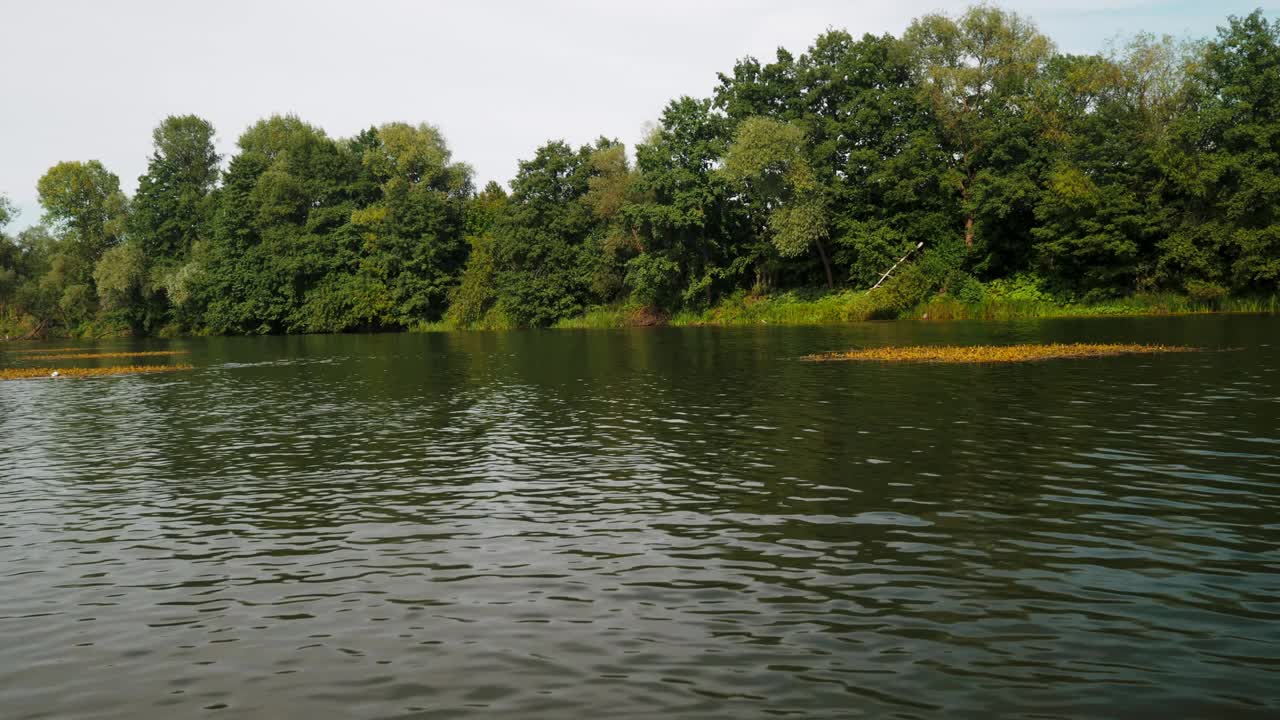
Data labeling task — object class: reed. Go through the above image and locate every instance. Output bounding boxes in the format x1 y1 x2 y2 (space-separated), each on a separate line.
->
802 343 1198 364
0 364 194 381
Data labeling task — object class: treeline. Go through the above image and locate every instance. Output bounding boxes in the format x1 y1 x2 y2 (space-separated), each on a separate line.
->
2 6 1279 336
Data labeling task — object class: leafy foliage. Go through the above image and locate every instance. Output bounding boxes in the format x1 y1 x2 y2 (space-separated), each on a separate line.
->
4 6 1279 338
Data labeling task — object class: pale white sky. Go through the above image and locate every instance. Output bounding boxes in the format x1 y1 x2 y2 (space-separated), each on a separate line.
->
1 0 1274 229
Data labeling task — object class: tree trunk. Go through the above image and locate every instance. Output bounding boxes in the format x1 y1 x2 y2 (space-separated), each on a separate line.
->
703 248 712 306
961 173 975 248
815 238 834 290
22 319 48 341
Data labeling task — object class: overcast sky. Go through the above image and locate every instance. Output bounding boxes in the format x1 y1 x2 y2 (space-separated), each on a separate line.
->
2 0 1275 229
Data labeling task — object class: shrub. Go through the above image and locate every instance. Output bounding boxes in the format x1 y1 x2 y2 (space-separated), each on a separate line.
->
1185 279 1227 305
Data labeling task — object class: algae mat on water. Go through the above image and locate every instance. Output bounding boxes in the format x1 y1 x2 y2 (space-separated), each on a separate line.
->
0 364 195 381
802 343 1199 364
12 350 190 361
2 347 85 354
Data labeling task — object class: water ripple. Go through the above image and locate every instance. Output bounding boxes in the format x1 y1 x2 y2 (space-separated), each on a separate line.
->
2 318 1279 718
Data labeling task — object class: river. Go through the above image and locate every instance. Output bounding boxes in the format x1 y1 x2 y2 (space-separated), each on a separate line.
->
2 316 1278 718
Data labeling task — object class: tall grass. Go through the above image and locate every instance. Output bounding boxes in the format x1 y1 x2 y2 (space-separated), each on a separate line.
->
552 304 669 329
411 308 519 333
670 289 897 326
915 292 1280 321
620 289 1280 328
553 305 636 329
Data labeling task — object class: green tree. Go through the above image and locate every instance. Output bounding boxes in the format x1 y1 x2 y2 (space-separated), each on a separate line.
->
1159 11 1280 294
1 225 59 336
446 181 510 327
711 31 960 291
0 196 19 313
346 122 473 327
93 240 147 318
581 141 643 301
490 139 614 326
793 31 958 286
905 5 1053 270
723 116 834 288
35 160 129 326
36 160 128 269
1032 37 1192 297
126 115 222 331
622 97 744 310
131 115 221 261
198 115 355 333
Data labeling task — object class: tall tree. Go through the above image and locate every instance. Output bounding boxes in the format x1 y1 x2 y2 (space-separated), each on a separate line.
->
447 182 509 327
345 122 472 327
723 116 834 289
130 115 220 261
622 97 743 309
793 30 958 286
1159 11 1280 295
0 195 18 309
125 115 221 330
490 139 616 326
36 160 128 267
198 115 354 333
0 225 58 335
1032 36 1192 297
904 5 1053 264
35 160 129 324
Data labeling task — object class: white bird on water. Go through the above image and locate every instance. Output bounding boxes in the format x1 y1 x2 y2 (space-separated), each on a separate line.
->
50 371 59 378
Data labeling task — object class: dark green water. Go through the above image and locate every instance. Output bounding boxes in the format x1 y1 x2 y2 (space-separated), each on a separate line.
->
2 316 1278 719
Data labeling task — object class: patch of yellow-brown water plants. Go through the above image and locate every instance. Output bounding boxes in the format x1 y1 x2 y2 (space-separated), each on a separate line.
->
16 350 190 361
2 347 85 354
801 343 1199 364
0 364 195 381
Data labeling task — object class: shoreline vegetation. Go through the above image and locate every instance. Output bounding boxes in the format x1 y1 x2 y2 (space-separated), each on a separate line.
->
452 289 1279 331
4 6 1280 341
2 289 1277 340
560 292 1280 329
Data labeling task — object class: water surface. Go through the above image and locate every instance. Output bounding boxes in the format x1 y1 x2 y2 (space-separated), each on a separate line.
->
2 316 1278 718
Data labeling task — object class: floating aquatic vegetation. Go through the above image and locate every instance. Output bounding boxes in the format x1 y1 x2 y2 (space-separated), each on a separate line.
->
1 347 85 355
16 350 190 361
0 364 194 381
802 343 1199 364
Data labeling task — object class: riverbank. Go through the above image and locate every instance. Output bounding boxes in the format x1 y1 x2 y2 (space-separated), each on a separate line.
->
6 290 1278 342
546 289 1280 330
0 312 130 343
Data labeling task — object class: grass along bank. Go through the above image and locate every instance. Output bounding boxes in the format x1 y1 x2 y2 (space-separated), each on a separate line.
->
547 290 1278 329
13 287 1277 341
413 286 1279 333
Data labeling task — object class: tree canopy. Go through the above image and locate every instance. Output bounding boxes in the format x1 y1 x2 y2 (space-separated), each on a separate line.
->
3 6 1278 337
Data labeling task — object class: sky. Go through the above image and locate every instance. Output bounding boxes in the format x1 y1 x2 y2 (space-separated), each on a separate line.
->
2 0 1276 230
